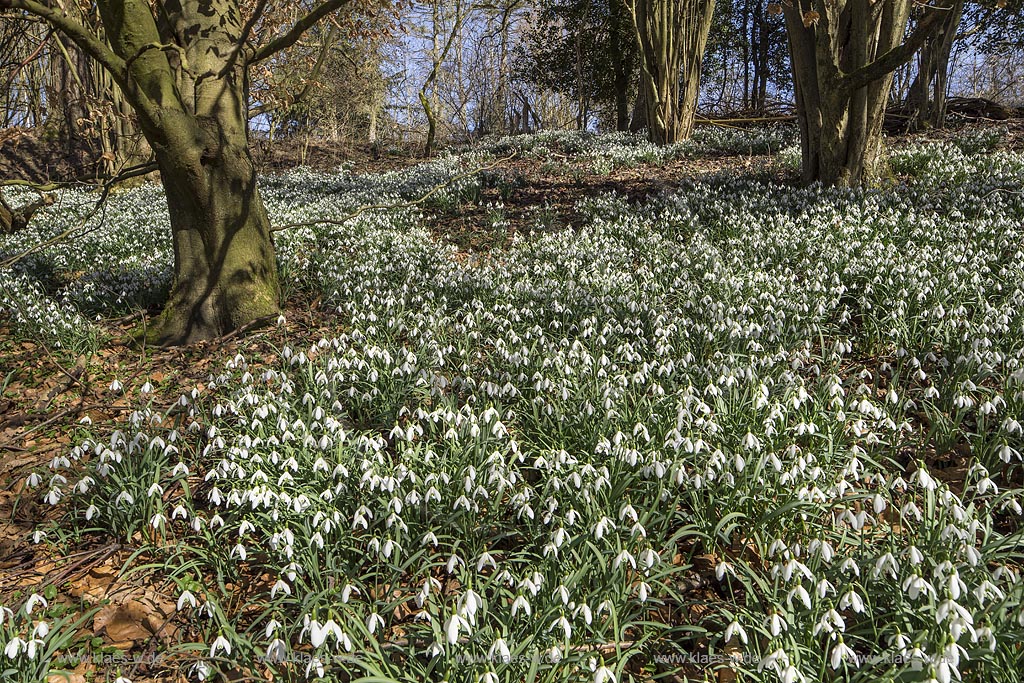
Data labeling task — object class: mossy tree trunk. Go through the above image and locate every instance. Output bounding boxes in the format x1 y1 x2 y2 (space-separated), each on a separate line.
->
6 0 350 344
152 119 278 345
781 0 952 186
628 0 716 144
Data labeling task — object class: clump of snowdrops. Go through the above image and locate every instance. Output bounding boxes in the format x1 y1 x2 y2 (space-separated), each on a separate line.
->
7 127 1024 682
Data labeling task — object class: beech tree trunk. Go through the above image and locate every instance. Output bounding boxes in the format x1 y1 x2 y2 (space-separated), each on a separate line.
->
102 0 280 344
152 121 278 345
628 0 716 143
782 0 952 186
7 0 350 344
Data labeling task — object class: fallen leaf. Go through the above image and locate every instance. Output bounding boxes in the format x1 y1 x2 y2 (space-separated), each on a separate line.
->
94 599 155 643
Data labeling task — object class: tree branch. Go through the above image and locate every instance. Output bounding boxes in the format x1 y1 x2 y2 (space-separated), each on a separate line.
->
248 24 336 119
248 0 352 65
2 0 128 84
841 1 953 93
0 26 53 92
0 161 158 268
0 192 54 235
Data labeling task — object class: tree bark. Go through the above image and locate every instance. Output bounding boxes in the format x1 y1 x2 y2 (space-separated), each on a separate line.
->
629 82 648 132
628 0 716 143
609 0 632 131
150 122 279 345
782 0 951 186
904 0 964 130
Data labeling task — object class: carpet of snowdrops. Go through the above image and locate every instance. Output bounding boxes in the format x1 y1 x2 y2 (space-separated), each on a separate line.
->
2 126 1024 683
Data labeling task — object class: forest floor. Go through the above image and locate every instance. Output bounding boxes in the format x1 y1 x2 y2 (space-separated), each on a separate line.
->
0 142 777 683
1 120 1023 683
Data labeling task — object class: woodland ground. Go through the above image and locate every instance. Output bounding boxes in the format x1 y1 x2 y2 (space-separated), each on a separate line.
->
1 122 1023 683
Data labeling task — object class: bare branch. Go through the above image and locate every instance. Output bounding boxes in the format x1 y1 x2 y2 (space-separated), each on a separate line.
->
248 24 337 119
0 189 54 235
0 26 53 92
2 0 128 84
841 1 953 93
248 0 352 65
0 162 159 269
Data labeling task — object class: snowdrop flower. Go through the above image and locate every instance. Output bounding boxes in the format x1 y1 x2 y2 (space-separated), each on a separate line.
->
366 612 385 634
177 590 197 611
265 638 287 663
444 614 469 644
305 656 325 678
308 619 327 648
769 611 788 636
839 589 865 613
4 637 25 659
903 574 936 600
511 595 532 617
724 619 748 645
209 634 231 658
787 584 811 610
477 551 497 572
829 637 858 669
488 637 511 663
814 608 845 636
757 648 788 673
936 598 973 626
549 615 572 640
613 549 636 571
23 594 46 616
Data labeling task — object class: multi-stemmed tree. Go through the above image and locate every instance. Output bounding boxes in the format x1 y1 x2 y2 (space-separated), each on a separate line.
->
0 0 353 344
627 0 717 143
777 0 954 186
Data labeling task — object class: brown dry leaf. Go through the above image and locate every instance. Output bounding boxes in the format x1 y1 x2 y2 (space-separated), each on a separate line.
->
802 9 820 26
94 599 155 643
69 564 118 601
46 673 86 683
767 2 783 14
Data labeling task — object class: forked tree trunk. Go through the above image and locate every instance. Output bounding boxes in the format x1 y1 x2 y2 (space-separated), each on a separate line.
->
98 0 280 344
9 0 350 344
628 0 715 143
782 0 951 186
